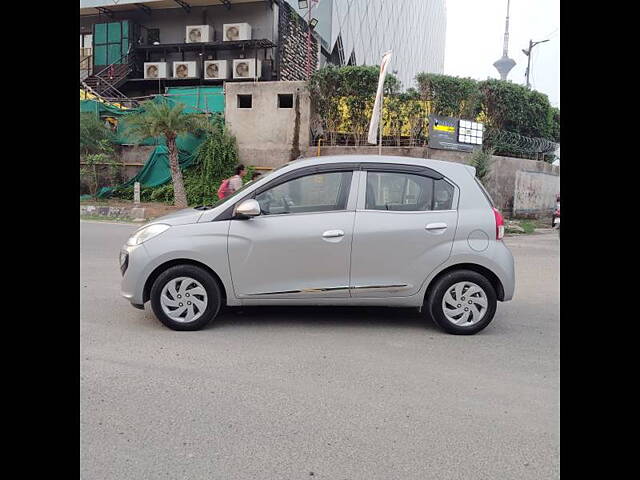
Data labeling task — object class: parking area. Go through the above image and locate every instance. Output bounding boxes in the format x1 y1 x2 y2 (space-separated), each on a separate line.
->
80 220 559 480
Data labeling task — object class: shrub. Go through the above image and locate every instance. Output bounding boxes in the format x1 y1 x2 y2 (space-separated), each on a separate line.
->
80 113 116 155
470 148 494 184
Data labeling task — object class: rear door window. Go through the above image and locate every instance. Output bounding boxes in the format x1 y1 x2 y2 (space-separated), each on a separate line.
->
364 172 455 211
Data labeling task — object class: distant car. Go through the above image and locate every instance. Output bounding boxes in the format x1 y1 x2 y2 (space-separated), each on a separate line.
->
120 156 515 335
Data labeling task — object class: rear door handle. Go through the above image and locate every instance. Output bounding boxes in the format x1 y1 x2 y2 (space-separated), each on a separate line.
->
322 229 345 238
425 223 447 231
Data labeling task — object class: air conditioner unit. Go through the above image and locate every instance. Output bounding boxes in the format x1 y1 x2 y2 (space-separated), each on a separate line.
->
173 61 198 78
204 60 228 79
144 62 168 79
223 23 252 41
233 58 262 79
185 25 213 43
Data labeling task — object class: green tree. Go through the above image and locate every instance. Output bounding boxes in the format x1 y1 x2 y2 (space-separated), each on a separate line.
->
124 99 209 208
415 73 481 118
308 65 401 146
80 140 121 196
80 113 115 155
187 117 239 205
308 66 342 145
477 79 554 139
550 107 560 143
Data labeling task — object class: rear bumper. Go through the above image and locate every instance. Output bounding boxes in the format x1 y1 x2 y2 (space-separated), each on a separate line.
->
494 241 515 301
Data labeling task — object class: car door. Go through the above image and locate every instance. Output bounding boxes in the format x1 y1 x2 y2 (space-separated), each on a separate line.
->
228 167 357 300
349 165 458 298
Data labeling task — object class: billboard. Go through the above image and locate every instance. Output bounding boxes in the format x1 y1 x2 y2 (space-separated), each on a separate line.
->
428 115 484 152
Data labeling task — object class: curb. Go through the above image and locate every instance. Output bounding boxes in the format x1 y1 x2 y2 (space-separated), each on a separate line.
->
81 204 146 222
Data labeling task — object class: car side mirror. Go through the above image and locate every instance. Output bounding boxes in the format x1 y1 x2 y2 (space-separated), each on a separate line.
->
234 199 261 218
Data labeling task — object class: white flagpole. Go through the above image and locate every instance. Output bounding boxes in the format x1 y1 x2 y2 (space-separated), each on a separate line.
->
368 51 393 150
379 95 383 155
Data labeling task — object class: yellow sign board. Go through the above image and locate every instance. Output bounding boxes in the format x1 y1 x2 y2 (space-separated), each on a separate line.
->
434 124 455 133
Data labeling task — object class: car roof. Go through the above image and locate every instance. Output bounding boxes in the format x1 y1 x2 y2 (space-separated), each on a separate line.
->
284 154 476 178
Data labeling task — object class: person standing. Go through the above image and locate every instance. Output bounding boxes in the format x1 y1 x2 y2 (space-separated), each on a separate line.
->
228 164 246 194
218 164 247 199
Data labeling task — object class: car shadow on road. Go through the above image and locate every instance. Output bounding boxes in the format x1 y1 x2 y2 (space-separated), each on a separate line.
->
207 305 439 331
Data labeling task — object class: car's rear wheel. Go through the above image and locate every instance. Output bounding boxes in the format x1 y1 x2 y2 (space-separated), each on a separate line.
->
150 265 221 331
425 270 497 335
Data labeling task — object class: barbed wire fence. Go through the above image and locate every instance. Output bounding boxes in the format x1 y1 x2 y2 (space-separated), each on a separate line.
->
482 128 558 161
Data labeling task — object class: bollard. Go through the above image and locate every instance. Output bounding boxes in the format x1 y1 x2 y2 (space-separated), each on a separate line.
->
134 181 140 206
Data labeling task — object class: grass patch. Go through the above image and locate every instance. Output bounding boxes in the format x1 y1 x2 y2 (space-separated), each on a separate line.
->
519 220 537 234
80 214 135 223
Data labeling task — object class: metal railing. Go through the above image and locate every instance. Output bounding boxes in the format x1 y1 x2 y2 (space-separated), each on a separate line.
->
81 46 134 100
80 54 93 81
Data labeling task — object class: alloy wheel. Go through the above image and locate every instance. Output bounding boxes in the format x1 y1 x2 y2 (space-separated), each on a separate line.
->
160 277 208 323
441 281 488 326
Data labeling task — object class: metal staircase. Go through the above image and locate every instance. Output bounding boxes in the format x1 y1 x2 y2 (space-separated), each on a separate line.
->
80 49 137 106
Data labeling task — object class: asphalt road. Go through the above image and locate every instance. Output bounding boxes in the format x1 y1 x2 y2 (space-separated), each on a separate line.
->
80 220 559 480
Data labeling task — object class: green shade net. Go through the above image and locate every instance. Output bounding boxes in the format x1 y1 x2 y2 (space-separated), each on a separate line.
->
95 140 199 198
165 86 224 114
81 92 224 198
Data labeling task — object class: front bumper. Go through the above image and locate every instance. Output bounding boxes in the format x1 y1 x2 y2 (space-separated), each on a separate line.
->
120 243 152 307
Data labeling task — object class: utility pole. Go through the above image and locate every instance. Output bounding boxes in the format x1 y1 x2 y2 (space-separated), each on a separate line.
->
522 38 549 88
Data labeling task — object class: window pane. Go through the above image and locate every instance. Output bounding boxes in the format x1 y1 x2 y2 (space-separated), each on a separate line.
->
365 172 434 211
107 22 121 43
237 94 252 108
94 23 107 44
433 179 454 210
256 171 351 215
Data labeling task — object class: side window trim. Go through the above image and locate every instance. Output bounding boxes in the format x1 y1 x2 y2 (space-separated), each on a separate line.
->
214 163 357 221
360 163 444 180
360 170 457 212
253 170 355 216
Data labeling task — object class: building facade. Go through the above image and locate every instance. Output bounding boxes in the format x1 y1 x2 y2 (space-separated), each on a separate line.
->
80 0 446 99
285 0 446 89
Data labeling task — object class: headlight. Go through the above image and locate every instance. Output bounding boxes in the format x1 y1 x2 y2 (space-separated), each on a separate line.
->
126 224 170 246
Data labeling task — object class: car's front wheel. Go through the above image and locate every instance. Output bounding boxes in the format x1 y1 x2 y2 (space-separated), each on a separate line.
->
425 270 497 335
150 265 221 331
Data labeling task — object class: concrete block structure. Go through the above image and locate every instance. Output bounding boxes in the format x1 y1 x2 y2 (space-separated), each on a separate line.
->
225 81 310 167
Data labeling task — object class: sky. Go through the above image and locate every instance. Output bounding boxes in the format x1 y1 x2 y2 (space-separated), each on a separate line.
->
444 0 560 107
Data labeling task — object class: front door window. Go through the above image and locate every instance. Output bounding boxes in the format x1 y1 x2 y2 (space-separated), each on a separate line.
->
255 171 352 215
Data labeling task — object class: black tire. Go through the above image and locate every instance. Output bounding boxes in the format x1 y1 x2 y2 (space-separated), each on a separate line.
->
425 269 497 335
150 265 221 331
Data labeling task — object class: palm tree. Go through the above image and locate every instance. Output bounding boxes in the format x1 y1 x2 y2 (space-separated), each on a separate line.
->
125 98 208 208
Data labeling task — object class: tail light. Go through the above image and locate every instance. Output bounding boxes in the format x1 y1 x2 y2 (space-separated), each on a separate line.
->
493 207 504 240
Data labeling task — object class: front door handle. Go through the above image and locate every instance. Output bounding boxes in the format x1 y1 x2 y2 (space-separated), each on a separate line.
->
322 229 345 238
425 222 448 231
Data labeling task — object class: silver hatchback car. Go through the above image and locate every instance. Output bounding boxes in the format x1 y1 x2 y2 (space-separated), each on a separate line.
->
121 155 514 335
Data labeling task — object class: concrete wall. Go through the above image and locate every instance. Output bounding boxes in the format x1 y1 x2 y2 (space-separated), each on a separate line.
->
226 80 310 167
513 171 560 217
119 146 155 180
